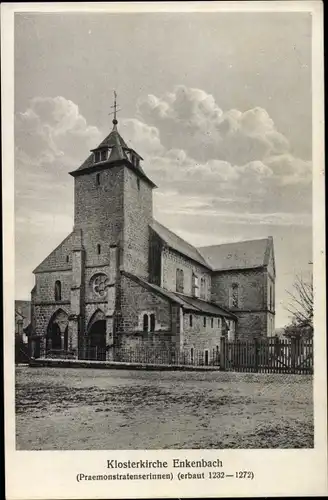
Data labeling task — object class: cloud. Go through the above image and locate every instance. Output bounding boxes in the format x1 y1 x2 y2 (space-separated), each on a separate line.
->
15 96 102 170
137 85 290 165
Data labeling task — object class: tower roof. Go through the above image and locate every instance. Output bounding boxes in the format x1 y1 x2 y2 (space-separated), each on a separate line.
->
69 121 156 188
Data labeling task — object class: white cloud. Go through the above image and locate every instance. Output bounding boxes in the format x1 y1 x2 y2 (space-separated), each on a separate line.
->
137 85 291 165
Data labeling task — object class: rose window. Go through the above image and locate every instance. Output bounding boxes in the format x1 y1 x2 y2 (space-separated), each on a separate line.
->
91 273 110 298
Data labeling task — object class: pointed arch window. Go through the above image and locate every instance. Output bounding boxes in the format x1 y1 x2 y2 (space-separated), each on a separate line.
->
54 280 62 301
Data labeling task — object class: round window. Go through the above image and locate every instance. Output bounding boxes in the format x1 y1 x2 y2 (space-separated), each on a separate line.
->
90 273 110 298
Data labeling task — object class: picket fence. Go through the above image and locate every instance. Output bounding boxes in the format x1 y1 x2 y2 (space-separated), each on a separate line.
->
220 336 313 374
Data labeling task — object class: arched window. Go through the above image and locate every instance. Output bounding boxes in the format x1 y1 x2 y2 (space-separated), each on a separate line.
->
54 280 62 301
150 313 155 332
176 268 184 293
97 244 101 255
143 314 149 332
200 277 206 299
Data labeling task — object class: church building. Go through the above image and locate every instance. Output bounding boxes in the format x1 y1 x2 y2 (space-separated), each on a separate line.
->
30 110 276 364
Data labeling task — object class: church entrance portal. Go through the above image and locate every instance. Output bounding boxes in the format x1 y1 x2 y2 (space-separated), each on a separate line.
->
87 320 106 361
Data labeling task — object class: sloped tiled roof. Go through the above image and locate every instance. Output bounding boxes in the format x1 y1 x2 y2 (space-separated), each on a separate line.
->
122 271 236 319
69 123 156 188
150 220 209 268
198 238 272 271
175 294 236 318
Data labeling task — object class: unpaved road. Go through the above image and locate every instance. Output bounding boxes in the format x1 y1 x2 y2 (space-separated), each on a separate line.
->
15 366 313 450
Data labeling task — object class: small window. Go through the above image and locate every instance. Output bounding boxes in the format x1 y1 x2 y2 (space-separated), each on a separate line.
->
97 244 101 255
143 314 149 332
54 280 62 301
203 317 206 327
66 255 69 263
101 150 107 162
189 314 193 327
190 347 194 364
176 268 184 293
96 173 101 186
218 318 221 329
211 318 214 328
192 273 199 297
204 349 209 366
94 151 101 163
135 157 140 168
150 313 155 332
200 277 206 299
137 178 140 191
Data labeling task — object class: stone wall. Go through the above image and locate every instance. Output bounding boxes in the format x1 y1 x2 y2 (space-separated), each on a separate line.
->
182 313 222 355
211 268 272 338
118 273 171 334
74 167 125 267
123 168 153 278
161 248 211 299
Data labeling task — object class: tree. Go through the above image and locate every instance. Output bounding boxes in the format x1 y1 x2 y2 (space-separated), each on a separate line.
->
284 274 313 338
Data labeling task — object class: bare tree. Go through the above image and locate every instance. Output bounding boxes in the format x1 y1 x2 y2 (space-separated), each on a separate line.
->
284 274 313 338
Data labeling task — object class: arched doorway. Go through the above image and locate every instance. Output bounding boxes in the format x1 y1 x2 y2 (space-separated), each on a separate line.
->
46 309 69 357
86 310 107 361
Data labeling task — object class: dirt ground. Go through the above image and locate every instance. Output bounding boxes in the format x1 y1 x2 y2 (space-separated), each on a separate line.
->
15 366 313 450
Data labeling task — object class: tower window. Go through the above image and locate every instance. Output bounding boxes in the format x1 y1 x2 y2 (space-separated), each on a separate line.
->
54 280 62 301
96 173 101 185
97 244 101 255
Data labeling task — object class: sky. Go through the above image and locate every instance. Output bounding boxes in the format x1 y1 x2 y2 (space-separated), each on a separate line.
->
14 11 313 327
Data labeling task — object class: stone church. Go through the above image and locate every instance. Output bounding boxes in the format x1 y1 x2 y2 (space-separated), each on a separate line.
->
30 113 275 363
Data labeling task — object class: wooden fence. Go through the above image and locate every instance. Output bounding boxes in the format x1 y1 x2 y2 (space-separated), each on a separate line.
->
220 336 313 374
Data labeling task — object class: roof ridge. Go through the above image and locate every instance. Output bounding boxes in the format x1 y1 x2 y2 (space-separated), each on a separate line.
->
198 237 270 250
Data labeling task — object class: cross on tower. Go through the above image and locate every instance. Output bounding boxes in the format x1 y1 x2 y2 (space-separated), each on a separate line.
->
109 90 121 126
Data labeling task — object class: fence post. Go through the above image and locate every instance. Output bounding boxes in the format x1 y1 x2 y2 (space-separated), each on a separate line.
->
254 337 259 372
220 337 226 370
291 337 297 372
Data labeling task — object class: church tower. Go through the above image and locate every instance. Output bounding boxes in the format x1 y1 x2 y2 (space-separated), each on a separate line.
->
69 99 156 278
67 96 156 355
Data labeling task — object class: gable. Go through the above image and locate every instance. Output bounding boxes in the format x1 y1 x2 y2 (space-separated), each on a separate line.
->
33 232 73 273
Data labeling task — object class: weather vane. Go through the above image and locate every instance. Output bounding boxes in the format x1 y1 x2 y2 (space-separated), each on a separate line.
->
109 90 122 125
